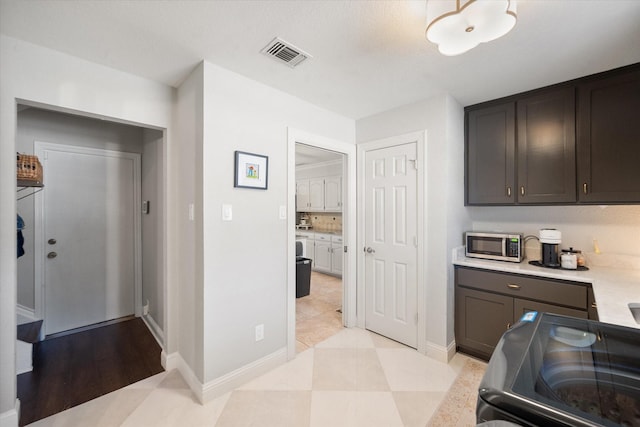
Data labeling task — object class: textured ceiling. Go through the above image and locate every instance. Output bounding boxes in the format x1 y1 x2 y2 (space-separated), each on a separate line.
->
1 1 639 119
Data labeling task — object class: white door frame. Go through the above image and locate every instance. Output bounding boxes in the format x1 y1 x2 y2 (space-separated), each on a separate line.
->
287 128 356 360
34 142 142 334
357 131 428 354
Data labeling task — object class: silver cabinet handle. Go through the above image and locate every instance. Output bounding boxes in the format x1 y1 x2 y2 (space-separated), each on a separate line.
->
507 187 511 197
583 183 588 194
507 283 521 290
520 186 525 196
365 247 375 254
48 238 57 245
47 252 57 259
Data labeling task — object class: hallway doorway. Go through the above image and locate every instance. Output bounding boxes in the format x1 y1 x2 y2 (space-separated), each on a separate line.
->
288 129 357 358
295 143 345 351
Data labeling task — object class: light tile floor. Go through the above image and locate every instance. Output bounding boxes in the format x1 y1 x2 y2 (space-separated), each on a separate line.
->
28 273 487 426
28 327 485 427
296 271 343 352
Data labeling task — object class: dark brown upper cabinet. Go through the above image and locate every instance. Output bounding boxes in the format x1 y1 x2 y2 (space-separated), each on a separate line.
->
466 102 515 205
577 67 640 203
517 87 576 204
465 63 640 206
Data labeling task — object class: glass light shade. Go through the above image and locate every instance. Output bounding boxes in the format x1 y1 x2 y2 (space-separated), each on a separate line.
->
426 0 517 56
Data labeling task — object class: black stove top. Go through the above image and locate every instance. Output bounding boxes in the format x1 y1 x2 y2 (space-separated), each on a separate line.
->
477 313 640 427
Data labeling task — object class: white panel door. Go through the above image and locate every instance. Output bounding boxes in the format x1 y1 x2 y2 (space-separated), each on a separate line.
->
364 142 418 348
37 143 140 335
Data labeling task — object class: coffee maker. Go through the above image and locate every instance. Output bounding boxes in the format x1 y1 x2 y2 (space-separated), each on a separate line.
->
539 229 561 267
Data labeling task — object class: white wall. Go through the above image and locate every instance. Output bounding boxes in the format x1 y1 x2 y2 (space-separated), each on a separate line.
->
0 35 174 425
356 93 470 354
469 205 640 258
171 62 204 381
200 61 354 383
141 128 165 333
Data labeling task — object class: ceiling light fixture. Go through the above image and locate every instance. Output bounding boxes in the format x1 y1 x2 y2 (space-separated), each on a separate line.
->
425 0 517 56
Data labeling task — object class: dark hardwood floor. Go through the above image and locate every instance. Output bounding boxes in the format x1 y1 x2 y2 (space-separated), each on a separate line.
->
17 317 164 426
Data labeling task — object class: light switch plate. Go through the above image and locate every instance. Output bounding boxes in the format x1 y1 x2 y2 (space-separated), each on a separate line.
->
222 204 233 221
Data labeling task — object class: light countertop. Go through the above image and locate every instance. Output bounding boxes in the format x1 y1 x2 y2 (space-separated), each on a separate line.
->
295 230 342 237
452 247 640 330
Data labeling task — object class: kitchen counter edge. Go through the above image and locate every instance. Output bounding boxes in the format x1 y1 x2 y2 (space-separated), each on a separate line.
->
452 246 640 330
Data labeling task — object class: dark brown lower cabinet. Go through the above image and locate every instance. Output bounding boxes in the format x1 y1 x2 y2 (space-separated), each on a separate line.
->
455 287 513 358
455 266 597 360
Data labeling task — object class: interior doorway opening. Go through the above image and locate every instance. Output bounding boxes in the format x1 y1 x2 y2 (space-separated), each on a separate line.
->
14 104 166 423
295 143 345 352
287 128 357 359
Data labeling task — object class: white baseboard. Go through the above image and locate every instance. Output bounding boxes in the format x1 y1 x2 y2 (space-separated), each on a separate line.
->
141 314 164 347
16 305 36 324
201 348 287 403
161 347 288 404
425 340 456 364
0 399 20 427
162 351 205 403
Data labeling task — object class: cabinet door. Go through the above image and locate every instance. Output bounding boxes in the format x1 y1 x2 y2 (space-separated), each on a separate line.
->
455 287 514 359
513 298 587 321
517 87 576 203
313 241 332 273
309 178 325 211
587 287 598 321
466 102 516 205
306 240 315 267
324 176 342 212
296 179 310 211
331 243 342 274
577 67 640 203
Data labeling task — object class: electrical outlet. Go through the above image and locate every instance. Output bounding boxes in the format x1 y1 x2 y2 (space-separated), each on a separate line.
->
255 324 264 342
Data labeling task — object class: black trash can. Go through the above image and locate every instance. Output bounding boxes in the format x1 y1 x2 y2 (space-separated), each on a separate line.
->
296 256 312 298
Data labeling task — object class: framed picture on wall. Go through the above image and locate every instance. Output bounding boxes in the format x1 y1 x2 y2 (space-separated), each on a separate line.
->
234 151 268 190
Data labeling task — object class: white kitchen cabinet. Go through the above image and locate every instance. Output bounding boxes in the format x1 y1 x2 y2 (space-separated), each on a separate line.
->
324 176 342 212
296 180 311 211
331 236 343 275
295 176 342 212
313 240 332 273
309 178 325 211
310 233 342 276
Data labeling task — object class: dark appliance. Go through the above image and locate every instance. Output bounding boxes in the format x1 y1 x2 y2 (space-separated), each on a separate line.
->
477 312 640 426
465 231 524 263
295 241 311 298
540 228 562 268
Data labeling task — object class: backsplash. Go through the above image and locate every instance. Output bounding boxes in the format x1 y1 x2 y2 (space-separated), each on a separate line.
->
469 205 640 258
299 212 342 232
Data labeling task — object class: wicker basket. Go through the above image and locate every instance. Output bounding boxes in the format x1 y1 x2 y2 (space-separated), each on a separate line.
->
17 153 43 184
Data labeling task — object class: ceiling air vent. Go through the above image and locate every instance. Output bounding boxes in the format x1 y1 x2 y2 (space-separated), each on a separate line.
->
261 37 311 68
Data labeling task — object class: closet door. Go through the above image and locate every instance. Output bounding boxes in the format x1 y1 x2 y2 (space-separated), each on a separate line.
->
36 143 140 335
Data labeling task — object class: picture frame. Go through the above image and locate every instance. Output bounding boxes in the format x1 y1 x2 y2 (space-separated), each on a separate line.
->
234 150 268 190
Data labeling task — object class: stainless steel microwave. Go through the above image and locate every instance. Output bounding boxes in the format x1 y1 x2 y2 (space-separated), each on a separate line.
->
465 232 523 263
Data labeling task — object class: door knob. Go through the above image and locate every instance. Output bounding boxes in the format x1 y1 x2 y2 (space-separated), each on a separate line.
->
47 252 57 259
365 247 375 254
48 238 57 245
